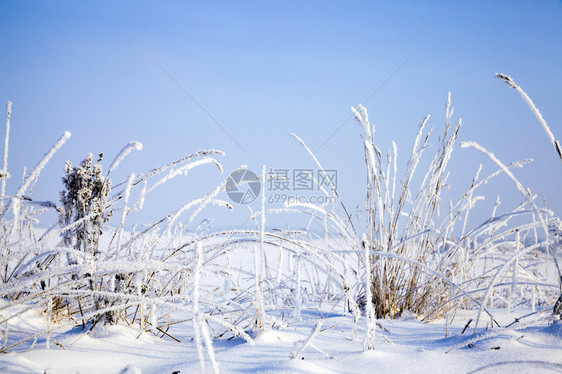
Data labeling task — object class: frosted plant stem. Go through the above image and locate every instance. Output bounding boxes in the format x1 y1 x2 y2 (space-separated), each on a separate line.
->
108 141 143 175
496 73 562 160
362 235 376 351
391 141 397 200
201 315 219 374
146 157 223 196
295 250 301 320
276 244 283 285
150 304 157 334
1 319 7 350
224 252 232 294
473 241 544 332
116 173 134 258
193 243 205 373
254 166 267 329
510 230 521 313
1 131 71 223
291 320 323 359
461 142 538 219
1 101 11 204
46 296 52 350
461 140 561 281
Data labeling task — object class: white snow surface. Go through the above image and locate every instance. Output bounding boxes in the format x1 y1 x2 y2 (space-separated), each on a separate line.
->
1 304 561 374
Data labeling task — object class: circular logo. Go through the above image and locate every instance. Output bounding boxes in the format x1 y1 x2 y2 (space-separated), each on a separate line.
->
226 169 261 204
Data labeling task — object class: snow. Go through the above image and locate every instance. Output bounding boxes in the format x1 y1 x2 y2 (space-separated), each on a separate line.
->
1 303 561 373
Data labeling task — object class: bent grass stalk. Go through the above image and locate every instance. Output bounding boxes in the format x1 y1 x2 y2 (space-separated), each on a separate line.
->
496 73 562 161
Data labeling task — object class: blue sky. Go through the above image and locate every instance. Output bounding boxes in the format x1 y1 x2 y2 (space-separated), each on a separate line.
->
1 1 561 230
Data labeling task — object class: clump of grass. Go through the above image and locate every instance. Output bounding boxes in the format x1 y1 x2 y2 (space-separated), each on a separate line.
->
291 88 560 324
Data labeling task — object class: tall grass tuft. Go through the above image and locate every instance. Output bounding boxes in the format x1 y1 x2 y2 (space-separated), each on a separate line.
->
291 90 559 324
356 98 463 319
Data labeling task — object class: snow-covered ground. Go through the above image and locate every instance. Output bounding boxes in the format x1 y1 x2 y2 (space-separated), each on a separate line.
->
1 301 561 373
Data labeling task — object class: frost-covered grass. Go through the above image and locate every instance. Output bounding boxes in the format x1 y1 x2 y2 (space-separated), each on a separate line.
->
0 75 561 373
289 93 560 328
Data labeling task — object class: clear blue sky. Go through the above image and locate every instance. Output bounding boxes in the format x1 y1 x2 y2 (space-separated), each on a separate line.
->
1 1 561 230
